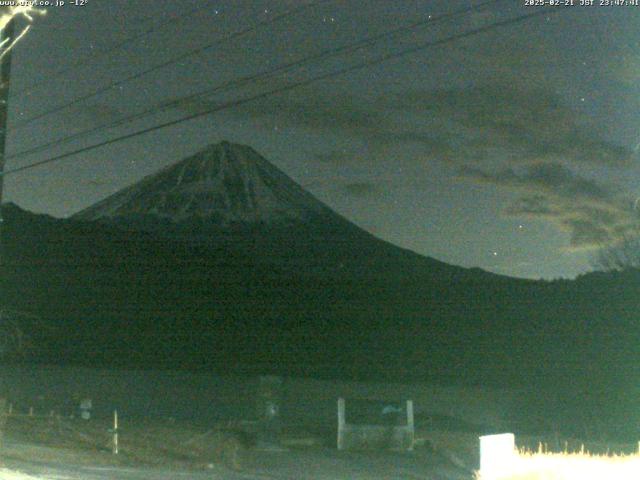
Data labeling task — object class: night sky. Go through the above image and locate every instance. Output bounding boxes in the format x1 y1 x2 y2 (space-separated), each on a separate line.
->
3 0 639 279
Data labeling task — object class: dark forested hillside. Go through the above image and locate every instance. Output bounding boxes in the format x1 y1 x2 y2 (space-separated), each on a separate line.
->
1 203 639 436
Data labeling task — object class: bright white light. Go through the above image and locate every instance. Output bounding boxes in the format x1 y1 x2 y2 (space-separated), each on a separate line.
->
0 6 45 59
479 433 517 479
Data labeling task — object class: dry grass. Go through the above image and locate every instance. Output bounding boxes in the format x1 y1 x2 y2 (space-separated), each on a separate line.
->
1 414 249 471
418 429 480 471
476 447 640 480
418 427 640 480
0 468 49 480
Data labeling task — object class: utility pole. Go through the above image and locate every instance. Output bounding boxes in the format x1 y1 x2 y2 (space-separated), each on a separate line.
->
0 17 15 258
0 17 15 439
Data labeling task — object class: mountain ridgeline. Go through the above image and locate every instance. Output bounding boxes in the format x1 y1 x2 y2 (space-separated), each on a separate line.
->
73 142 332 226
1 142 638 434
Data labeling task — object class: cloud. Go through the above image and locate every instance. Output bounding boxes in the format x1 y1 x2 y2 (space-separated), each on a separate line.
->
238 92 390 141
169 81 633 169
459 162 612 203
504 195 558 218
73 103 126 124
214 84 632 170
314 150 353 164
342 181 378 197
84 179 109 187
386 86 633 167
373 131 459 160
460 162 637 250
378 85 637 250
170 88 459 158
614 51 640 85
561 219 611 248
159 96 221 115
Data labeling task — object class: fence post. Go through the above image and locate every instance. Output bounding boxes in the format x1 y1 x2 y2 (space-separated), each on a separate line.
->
406 400 414 451
112 410 118 455
0 398 6 449
337 398 346 450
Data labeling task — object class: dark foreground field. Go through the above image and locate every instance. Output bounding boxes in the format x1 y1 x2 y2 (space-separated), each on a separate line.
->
0 414 473 480
2 412 637 480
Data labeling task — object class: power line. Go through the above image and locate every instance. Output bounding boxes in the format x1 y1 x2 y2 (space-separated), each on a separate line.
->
13 2 213 97
7 0 505 162
10 0 331 130
2 6 571 179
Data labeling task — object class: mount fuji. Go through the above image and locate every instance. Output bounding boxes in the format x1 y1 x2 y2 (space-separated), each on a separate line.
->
73 141 333 226
70 140 487 280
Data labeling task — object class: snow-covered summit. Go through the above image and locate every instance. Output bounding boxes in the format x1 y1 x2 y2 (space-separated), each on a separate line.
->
73 141 331 225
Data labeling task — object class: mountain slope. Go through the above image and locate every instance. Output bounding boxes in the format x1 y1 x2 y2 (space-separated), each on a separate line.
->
73 141 332 225
71 141 495 282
